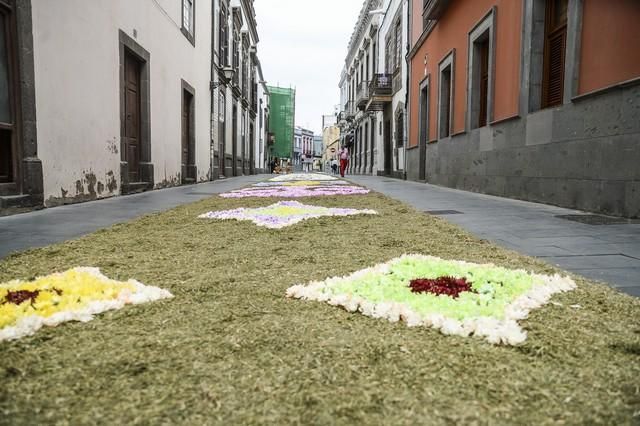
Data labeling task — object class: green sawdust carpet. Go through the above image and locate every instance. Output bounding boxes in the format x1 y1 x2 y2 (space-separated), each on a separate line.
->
1 185 639 424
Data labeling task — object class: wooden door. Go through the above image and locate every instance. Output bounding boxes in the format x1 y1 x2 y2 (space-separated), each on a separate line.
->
181 90 194 181
370 118 375 173
124 50 141 182
0 9 15 185
249 123 254 174
218 93 225 177
232 105 237 176
419 85 429 181
0 129 11 183
384 120 391 175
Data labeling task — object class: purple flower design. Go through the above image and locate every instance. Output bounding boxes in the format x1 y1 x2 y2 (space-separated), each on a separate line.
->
199 201 377 229
219 185 370 198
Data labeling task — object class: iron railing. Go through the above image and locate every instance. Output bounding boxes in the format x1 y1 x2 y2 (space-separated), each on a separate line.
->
369 74 393 95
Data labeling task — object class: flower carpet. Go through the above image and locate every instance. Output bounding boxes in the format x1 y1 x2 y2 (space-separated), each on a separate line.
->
219 184 369 198
287 254 576 345
0 267 172 341
269 173 337 182
252 180 348 187
199 200 377 229
1 174 639 424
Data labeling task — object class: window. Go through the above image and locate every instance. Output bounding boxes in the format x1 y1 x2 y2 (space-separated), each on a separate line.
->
218 2 228 66
394 20 402 72
181 0 195 43
385 35 393 73
385 17 403 74
467 9 495 129
366 54 370 81
372 41 377 74
232 28 239 84
438 51 454 139
477 38 490 127
395 110 404 147
542 0 568 108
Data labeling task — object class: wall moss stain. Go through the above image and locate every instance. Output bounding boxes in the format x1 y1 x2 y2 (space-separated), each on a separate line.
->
154 175 181 190
106 171 118 193
84 172 98 197
46 170 118 208
106 138 119 155
75 180 84 195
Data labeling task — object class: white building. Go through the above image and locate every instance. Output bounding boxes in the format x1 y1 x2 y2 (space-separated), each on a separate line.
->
0 0 268 213
212 0 264 178
254 59 270 173
338 0 408 179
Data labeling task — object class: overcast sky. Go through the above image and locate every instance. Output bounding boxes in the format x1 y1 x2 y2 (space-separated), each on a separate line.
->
254 0 364 135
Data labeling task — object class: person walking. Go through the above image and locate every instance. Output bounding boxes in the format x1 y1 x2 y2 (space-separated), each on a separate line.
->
339 147 350 178
331 158 338 175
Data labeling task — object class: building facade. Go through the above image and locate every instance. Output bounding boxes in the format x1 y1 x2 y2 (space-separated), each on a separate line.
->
338 0 409 179
293 126 314 171
293 126 302 168
254 61 270 173
313 134 323 170
322 125 341 169
212 0 265 178
0 0 269 213
407 0 640 217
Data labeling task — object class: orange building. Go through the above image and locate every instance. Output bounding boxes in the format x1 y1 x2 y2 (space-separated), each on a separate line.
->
406 0 640 217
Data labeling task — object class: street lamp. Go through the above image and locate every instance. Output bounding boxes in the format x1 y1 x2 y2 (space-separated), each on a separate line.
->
210 67 235 89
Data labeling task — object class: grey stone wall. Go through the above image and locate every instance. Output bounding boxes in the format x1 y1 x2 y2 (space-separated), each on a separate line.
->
417 83 640 217
405 147 422 182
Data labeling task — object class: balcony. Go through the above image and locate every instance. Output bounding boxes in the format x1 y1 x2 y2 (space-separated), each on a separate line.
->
356 80 370 110
365 74 393 111
344 101 356 120
423 0 451 21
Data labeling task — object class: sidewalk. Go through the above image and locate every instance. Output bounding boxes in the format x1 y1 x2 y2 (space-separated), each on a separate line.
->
347 175 640 297
0 175 268 259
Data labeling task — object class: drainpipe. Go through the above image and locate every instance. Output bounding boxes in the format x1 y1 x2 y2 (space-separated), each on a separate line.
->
403 0 410 180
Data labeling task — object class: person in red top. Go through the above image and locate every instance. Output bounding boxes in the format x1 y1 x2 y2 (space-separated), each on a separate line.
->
339 147 350 178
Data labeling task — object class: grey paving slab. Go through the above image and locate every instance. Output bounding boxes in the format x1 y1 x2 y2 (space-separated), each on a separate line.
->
0 175 265 259
619 286 640 297
541 254 640 270
347 175 640 296
570 268 640 288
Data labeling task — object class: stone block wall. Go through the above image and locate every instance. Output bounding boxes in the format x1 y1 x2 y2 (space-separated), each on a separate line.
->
413 83 640 217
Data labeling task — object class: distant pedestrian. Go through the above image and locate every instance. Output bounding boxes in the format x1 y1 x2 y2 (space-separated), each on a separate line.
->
339 147 350 178
331 158 338 175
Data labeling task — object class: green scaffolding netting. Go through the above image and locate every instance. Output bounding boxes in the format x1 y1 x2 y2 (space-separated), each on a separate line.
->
268 86 295 159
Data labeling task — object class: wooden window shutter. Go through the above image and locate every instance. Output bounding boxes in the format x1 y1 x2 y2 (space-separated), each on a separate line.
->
542 0 568 108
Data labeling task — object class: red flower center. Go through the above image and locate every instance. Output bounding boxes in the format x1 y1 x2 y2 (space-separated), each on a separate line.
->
409 276 475 298
2 290 41 306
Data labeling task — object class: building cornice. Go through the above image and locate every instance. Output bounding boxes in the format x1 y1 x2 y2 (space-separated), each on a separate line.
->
240 0 259 43
345 0 382 67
